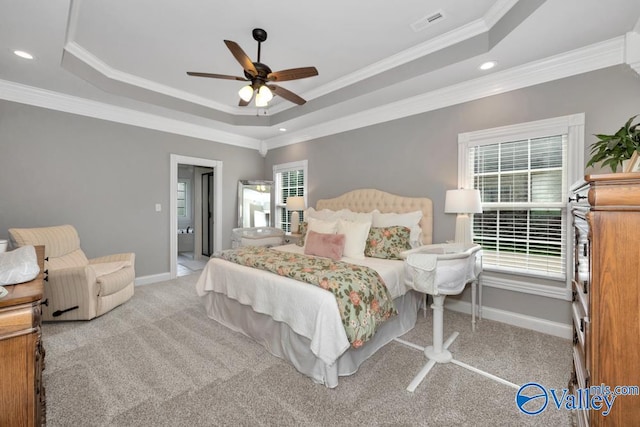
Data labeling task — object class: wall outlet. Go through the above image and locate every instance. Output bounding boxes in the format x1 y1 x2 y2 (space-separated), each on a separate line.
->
155 203 161 212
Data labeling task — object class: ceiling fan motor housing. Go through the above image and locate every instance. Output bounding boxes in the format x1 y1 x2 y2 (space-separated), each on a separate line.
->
244 62 272 88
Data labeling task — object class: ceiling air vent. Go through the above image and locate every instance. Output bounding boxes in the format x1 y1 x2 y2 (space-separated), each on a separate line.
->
411 10 445 32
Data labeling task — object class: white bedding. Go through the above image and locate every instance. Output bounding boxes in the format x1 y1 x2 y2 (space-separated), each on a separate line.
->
195 244 410 366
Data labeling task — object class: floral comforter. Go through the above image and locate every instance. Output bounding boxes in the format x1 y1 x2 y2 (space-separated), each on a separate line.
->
216 246 397 348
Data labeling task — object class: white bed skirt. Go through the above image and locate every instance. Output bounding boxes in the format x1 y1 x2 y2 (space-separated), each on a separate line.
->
202 289 421 388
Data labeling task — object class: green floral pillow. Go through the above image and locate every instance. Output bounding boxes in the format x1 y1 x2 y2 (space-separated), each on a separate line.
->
365 226 412 260
296 221 308 246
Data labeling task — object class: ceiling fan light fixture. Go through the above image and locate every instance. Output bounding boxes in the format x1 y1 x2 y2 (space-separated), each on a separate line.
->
255 93 269 107
258 85 273 102
255 85 273 107
238 85 254 102
186 28 317 107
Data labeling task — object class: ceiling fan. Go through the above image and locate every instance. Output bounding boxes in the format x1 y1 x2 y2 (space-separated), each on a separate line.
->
187 28 318 107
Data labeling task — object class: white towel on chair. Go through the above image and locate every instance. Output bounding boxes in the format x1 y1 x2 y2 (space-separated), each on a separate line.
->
0 245 40 285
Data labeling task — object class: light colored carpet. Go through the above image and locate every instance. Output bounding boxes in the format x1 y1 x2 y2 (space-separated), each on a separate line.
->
42 275 573 426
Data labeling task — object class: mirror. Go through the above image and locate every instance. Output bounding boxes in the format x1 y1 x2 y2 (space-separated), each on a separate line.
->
238 180 273 228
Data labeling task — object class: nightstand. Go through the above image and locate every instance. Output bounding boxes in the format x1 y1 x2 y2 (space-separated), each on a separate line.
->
283 233 302 245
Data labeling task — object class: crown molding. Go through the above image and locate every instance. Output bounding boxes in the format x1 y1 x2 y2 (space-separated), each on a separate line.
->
483 0 521 28
265 36 625 150
266 19 491 116
267 1 519 115
63 41 241 115
0 36 628 154
625 31 640 75
0 79 261 150
64 0 517 118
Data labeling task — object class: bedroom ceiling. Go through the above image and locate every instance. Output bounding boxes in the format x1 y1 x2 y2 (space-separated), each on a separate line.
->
1 0 640 153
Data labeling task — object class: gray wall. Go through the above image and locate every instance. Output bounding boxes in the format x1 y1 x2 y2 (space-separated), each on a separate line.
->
264 65 640 324
1 65 638 323
0 101 264 276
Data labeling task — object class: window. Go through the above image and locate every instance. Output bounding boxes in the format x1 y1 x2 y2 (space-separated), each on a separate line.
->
273 160 308 232
177 179 190 218
459 114 584 283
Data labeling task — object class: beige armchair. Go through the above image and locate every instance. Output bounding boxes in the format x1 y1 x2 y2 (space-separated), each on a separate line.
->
8 225 135 321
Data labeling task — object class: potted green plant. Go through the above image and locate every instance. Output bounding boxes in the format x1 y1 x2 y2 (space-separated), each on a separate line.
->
586 115 640 172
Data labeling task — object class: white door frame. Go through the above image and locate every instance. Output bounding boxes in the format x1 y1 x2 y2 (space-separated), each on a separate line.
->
170 154 223 279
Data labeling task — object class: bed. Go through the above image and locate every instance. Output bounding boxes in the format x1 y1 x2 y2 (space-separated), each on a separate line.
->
195 189 433 387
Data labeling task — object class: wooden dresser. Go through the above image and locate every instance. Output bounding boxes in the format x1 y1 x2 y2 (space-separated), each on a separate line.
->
569 173 640 426
0 245 46 426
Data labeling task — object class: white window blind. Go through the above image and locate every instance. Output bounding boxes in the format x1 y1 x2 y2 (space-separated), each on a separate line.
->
469 135 567 278
273 160 307 232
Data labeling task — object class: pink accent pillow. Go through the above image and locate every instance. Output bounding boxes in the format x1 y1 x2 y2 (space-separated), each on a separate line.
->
304 230 346 261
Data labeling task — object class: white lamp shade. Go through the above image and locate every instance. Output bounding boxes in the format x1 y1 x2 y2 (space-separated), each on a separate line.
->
238 85 254 102
255 85 273 107
286 196 305 211
258 85 273 102
444 189 482 214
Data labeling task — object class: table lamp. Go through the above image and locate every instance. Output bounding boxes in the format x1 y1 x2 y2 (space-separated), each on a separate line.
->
286 196 305 234
444 189 482 244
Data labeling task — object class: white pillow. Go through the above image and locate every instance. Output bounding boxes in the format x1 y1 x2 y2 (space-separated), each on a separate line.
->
306 217 338 236
340 209 374 223
305 207 344 222
372 210 423 247
337 219 371 259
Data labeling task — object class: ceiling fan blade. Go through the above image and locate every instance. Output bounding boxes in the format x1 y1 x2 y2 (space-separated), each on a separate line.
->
268 84 306 105
267 67 318 82
224 40 258 77
186 71 248 81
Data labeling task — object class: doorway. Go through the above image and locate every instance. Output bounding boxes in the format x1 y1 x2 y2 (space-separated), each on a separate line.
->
201 171 214 257
170 155 223 279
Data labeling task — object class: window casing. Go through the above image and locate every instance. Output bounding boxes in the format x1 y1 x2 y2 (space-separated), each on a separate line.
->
458 114 584 288
273 160 308 232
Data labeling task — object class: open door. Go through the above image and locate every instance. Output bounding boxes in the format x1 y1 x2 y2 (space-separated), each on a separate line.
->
201 171 214 257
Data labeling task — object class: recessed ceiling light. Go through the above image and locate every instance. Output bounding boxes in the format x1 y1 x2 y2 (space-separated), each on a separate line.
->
279 128 287 132
479 61 497 71
13 50 34 60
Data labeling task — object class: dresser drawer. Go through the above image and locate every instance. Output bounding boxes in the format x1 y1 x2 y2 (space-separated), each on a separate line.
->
571 344 590 426
572 279 589 318
573 343 589 389
571 299 588 353
0 303 36 339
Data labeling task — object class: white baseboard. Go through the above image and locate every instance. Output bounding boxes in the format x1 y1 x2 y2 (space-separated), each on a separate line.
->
444 299 572 339
135 273 171 286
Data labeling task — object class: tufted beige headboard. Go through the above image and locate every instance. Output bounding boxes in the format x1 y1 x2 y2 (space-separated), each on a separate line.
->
315 189 433 245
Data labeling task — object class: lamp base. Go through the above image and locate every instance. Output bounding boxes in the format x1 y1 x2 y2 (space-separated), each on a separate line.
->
291 211 300 234
454 213 473 244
